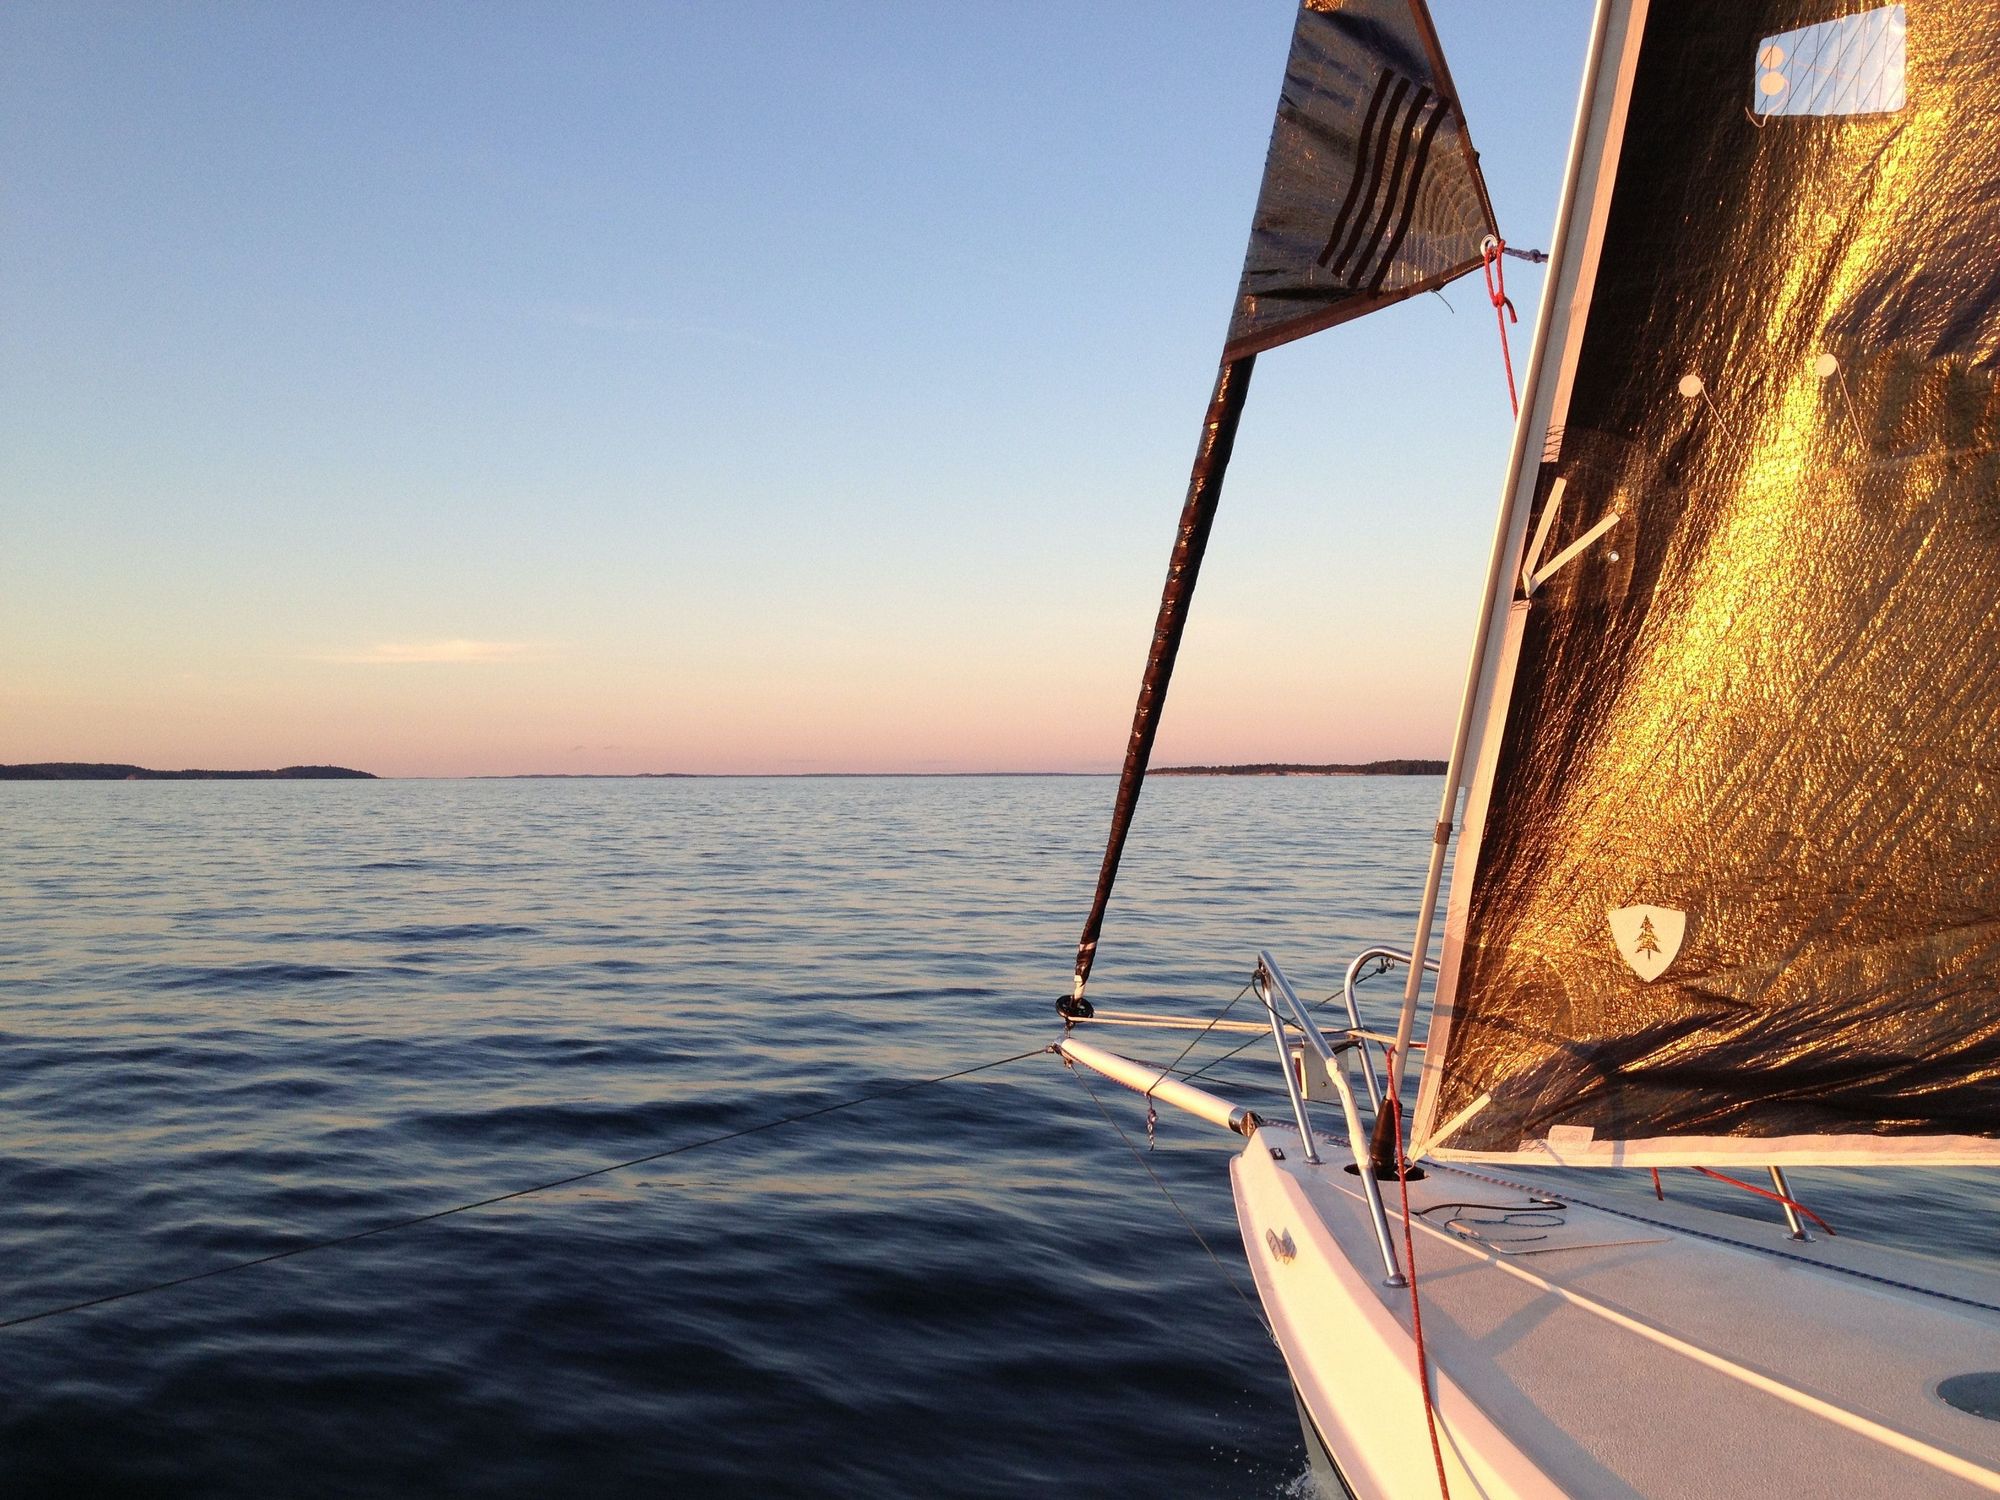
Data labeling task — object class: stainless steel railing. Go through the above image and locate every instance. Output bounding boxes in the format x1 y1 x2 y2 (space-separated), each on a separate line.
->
1256 951 1405 1287
1339 947 1439 1113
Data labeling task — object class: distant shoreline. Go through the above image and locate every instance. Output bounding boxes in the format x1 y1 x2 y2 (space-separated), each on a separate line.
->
0 763 375 781
3 761 1445 781
486 762 1448 779
1152 759 1445 777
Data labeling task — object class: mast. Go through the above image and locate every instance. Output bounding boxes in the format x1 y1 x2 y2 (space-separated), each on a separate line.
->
1371 0 1640 1168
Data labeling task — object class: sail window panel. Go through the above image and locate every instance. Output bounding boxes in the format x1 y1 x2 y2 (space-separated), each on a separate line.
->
1754 6 1907 117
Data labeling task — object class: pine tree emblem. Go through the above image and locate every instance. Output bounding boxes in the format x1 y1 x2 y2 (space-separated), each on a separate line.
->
1632 916 1662 959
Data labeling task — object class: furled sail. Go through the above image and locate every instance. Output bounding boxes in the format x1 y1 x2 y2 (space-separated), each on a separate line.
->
1414 0 2000 1166
1068 0 1496 1008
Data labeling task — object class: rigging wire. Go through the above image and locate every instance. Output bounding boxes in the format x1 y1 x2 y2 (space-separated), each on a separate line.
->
1147 979 1256 1090
1178 1030 1270 1086
1444 1160 2000 1318
1152 972 1392 1094
0 1045 1052 1335
1069 1066 1271 1338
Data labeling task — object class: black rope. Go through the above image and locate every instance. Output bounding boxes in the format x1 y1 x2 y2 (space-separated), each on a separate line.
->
1414 1199 1566 1219
1069 1067 1270 1337
0 1045 1051 1334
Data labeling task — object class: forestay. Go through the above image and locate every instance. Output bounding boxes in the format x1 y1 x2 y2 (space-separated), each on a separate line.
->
1415 0 2000 1167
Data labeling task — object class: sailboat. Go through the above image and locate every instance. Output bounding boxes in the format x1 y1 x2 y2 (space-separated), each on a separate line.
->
1053 1 2000 1494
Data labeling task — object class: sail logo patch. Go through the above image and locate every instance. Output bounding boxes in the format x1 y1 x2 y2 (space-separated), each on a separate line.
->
1608 905 1685 982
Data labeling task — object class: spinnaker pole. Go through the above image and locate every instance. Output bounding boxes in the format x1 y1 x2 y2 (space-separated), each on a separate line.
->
1065 354 1255 1016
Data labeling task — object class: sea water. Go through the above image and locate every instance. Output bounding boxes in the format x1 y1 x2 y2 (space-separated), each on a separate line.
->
1 777 1993 1498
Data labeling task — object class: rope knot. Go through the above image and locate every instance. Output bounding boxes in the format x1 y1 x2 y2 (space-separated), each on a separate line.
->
1479 235 1520 416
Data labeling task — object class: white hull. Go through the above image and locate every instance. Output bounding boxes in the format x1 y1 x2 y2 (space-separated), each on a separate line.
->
1232 1123 2000 1499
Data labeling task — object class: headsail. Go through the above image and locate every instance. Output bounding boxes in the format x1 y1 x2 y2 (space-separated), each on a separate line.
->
1413 0 2000 1166
1068 0 1496 1008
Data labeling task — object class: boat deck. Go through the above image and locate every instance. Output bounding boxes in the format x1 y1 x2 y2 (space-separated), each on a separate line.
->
1234 1125 2000 1498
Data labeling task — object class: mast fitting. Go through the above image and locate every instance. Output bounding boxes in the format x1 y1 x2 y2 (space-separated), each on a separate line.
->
1057 993 1095 1022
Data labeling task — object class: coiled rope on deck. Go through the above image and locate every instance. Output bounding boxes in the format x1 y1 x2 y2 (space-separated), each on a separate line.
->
0 1045 1051 1334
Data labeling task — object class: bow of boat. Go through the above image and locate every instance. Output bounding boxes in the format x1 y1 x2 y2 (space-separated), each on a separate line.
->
1233 1126 2000 1499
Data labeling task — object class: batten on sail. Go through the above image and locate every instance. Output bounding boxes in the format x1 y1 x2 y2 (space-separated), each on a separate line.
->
1411 0 2000 1168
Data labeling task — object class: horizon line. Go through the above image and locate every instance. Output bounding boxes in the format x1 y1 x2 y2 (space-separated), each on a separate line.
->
2 760 1447 782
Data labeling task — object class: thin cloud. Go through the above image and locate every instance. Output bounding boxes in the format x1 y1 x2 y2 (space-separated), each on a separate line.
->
318 640 557 666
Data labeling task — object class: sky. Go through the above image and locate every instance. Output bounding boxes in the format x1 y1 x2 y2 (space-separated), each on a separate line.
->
0 1 1596 777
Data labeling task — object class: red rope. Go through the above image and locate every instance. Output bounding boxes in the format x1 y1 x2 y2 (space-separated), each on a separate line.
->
1389 1095 1452 1500
1480 236 1520 416
1690 1166 1836 1236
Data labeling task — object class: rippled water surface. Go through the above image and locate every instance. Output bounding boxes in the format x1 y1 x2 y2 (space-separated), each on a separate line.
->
2 777 1993 1497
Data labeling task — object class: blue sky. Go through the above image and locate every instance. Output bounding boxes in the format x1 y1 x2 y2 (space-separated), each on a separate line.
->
0 1 1595 775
